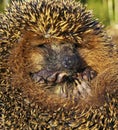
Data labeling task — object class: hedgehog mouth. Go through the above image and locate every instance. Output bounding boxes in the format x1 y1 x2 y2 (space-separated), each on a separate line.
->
31 70 75 84
30 68 96 99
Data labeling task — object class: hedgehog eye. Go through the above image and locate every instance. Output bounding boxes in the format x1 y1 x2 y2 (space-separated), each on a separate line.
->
60 42 65 45
38 44 46 48
73 43 80 48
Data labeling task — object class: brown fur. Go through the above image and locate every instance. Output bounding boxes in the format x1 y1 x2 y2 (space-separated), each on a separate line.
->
8 30 118 110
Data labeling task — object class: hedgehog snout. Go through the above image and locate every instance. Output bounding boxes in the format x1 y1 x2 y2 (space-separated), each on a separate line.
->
61 54 80 71
45 42 82 73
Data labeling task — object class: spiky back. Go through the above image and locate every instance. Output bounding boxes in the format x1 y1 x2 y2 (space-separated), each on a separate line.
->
0 0 106 46
0 1 117 129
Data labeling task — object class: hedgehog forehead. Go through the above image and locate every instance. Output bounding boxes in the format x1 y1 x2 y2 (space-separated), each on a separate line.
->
1 0 104 45
3 0 82 41
21 0 84 39
29 0 85 41
28 0 82 37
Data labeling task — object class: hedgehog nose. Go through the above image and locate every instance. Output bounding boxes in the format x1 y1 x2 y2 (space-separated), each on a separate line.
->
61 55 79 70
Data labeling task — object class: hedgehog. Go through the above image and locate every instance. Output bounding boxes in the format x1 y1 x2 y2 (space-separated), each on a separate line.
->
0 0 118 129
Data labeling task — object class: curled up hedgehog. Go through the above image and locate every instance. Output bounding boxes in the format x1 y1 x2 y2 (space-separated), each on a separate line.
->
0 0 118 129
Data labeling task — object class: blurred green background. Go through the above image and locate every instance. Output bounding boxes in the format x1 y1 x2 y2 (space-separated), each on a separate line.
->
0 0 118 26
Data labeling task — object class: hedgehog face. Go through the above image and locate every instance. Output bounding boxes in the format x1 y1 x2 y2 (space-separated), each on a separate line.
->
30 42 82 81
29 42 82 74
19 32 96 100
